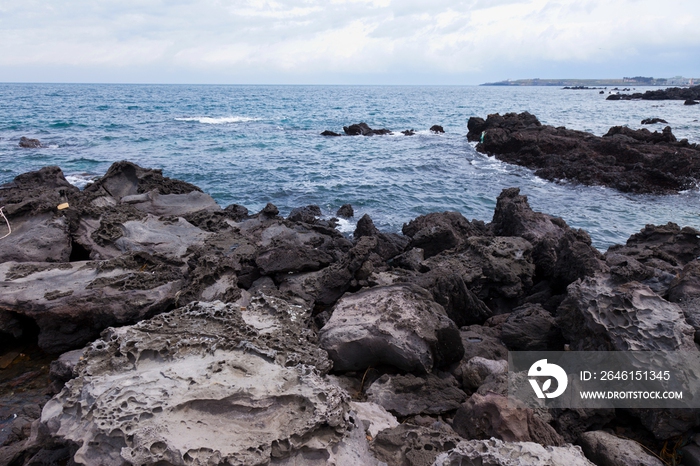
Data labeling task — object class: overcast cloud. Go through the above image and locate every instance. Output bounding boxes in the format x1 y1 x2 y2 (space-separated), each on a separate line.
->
0 0 698 84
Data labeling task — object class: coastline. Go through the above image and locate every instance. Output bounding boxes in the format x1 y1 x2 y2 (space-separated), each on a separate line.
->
2 161 700 464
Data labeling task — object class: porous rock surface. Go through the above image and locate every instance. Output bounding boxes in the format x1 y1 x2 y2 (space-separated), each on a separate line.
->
432 438 595 466
578 430 665 466
319 283 464 373
366 373 466 416
42 298 369 466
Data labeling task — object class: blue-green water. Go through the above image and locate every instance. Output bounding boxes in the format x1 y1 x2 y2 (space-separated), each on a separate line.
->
1 83 699 250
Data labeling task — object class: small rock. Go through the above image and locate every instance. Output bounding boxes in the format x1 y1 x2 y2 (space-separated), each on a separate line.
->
641 118 668 125
19 137 41 148
321 130 341 136
336 204 354 218
401 129 416 136
260 202 279 217
287 205 321 224
430 125 445 133
349 401 399 438
685 99 699 105
460 356 508 391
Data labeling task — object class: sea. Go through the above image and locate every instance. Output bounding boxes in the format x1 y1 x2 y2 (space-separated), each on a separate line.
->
1 83 699 251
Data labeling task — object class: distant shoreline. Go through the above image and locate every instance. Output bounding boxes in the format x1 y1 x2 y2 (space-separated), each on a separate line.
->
481 78 698 87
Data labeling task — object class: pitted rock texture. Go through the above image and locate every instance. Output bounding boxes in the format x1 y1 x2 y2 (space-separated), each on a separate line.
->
557 274 697 351
578 430 665 466
433 438 594 466
42 299 357 466
319 284 464 373
370 423 461 466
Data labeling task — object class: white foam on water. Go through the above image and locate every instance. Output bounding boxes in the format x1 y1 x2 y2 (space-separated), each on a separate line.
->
335 217 356 235
65 174 98 189
175 116 259 124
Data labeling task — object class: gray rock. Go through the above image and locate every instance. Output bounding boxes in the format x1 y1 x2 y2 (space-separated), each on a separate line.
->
49 349 85 393
578 430 664 466
41 300 366 466
349 401 399 438
433 438 594 466
402 211 489 258
287 205 321 223
459 356 508 391
336 204 354 218
114 215 211 259
120 190 219 217
557 274 697 351
19 137 41 148
681 444 700 466
319 284 463 373
452 393 564 446
501 303 563 351
366 373 466 416
371 423 461 466
459 325 508 361
0 258 182 353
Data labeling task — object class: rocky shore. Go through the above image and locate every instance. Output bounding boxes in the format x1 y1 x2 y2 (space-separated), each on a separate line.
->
467 112 700 194
2 162 700 465
606 85 700 102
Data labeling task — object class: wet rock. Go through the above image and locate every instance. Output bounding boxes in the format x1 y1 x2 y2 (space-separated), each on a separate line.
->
18 137 41 148
401 129 416 136
430 125 445 133
120 190 219 217
343 122 392 136
501 303 564 351
467 112 700 194
578 430 664 466
287 205 321 224
349 401 399 437
366 373 466 416
452 393 564 446
321 130 341 136
685 99 699 105
336 204 354 218
223 203 249 220
319 284 464 373
371 423 461 466
606 85 700 101
41 299 370 465
0 256 182 353
641 118 668 125
402 211 489 258
433 438 594 466
459 356 508 391
557 274 697 351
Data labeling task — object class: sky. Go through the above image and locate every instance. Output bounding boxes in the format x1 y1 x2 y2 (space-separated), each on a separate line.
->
1 0 699 85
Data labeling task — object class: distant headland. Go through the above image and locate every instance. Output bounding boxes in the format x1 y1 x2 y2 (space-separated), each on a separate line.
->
481 76 697 86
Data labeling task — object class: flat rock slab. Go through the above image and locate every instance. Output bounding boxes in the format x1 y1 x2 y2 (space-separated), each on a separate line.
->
319 284 463 373
42 300 365 466
0 259 182 353
366 373 466 416
433 438 595 466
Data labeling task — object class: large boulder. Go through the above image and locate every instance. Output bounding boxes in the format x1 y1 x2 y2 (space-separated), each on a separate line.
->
401 211 489 258
41 299 379 465
433 438 594 466
501 303 564 351
557 274 697 351
319 284 464 373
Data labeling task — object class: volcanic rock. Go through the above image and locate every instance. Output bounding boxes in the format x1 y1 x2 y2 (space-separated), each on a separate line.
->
685 99 699 105
467 112 700 194
501 303 564 351
349 401 399 437
557 274 697 351
459 325 508 361
319 284 464 373
371 423 461 466
18 137 41 148
402 211 489 258
336 204 354 218
459 356 508 391
287 205 321 224
578 430 664 466
605 85 700 101
430 125 445 133
641 118 668 125
366 373 466 416
321 130 341 136
452 393 564 446
433 438 594 466
41 299 379 465
343 123 392 136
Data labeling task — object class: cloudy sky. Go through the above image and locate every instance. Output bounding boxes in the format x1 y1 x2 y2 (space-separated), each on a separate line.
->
1 0 698 84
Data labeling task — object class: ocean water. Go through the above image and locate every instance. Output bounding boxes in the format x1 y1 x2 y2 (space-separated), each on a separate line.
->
1 83 699 250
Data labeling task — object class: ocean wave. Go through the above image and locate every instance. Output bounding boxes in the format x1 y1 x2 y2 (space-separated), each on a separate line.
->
175 116 259 124
65 174 98 189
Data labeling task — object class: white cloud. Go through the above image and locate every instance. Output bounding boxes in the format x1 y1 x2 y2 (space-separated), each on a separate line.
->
0 0 698 83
